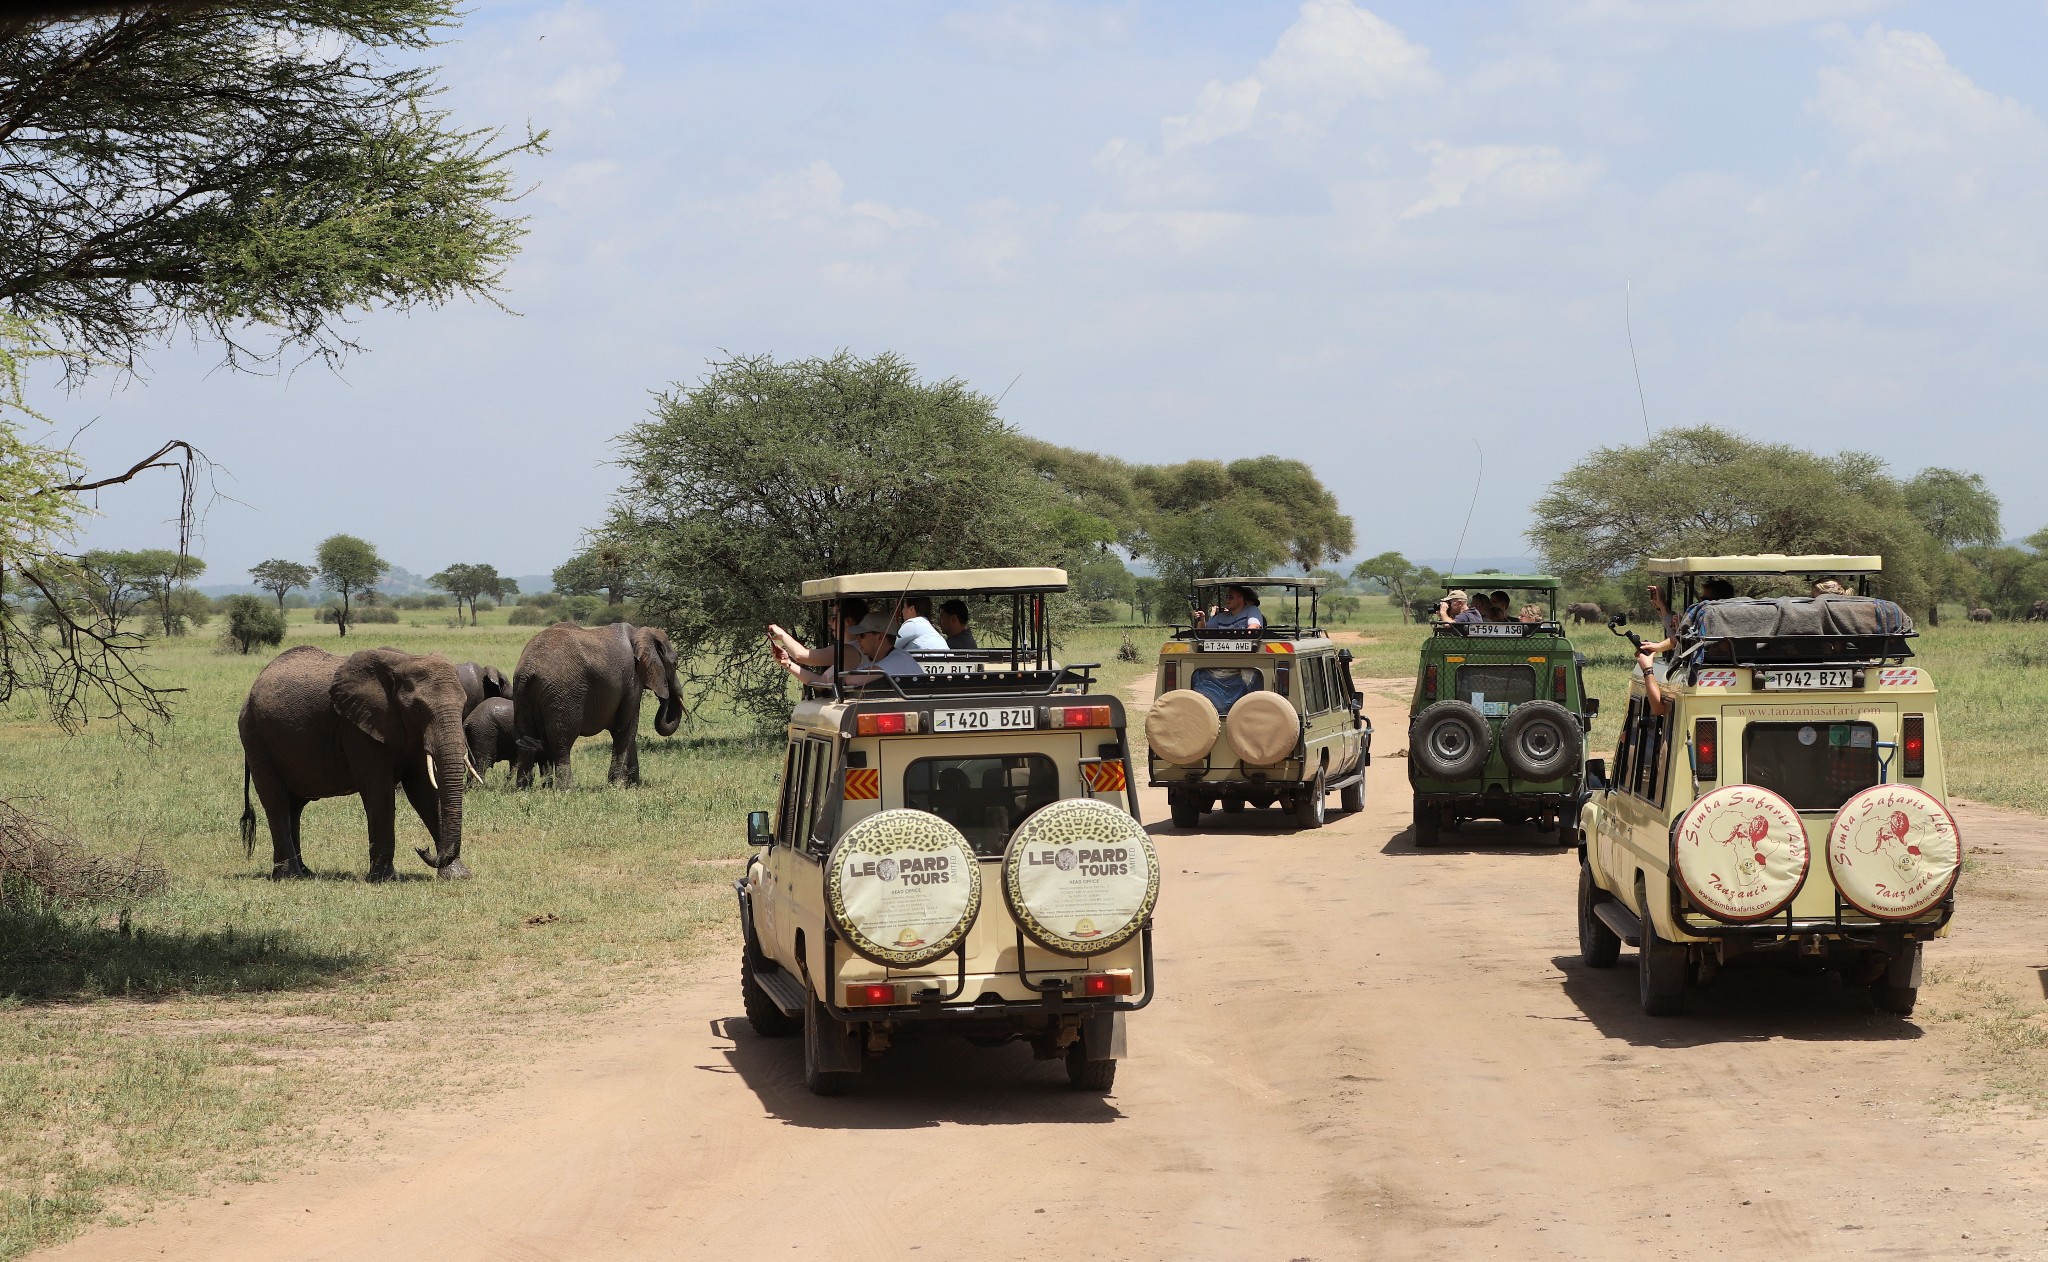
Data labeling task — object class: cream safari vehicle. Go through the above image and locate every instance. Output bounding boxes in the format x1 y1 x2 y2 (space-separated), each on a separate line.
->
1578 556 1959 1017
736 568 1157 1095
1145 576 1372 830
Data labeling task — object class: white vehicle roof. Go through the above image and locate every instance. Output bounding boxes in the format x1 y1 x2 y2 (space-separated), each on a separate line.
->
1194 575 1328 589
1647 554 1882 576
800 567 1068 599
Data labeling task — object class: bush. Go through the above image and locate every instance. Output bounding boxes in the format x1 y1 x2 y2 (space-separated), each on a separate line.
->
508 604 554 625
393 595 426 610
316 603 399 625
562 594 602 622
420 594 448 609
473 598 495 613
222 595 286 653
1084 600 1120 624
521 591 562 610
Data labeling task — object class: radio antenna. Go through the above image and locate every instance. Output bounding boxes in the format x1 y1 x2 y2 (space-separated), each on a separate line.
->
1626 278 1652 442
1449 438 1482 576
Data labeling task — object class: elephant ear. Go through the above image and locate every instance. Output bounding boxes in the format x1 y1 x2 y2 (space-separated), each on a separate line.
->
484 665 510 698
332 648 413 745
634 627 672 699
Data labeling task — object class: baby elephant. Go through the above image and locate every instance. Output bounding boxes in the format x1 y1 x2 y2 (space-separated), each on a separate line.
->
464 697 517 778
1967 607 1994 623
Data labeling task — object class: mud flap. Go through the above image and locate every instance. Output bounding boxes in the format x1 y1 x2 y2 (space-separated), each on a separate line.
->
1887 941 1923 990
806 997 864 1074
1080 1010 1128 1062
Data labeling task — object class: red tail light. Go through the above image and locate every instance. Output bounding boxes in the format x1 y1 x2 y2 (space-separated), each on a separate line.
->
855 712 919 736
1903 714 1925 778
1049 705 1113 729
844 982 903 1007
1424 664 1438 701
1080 971 1134 997
1554 665 1567 700
1694 717 1718 782
1163 662 1178 692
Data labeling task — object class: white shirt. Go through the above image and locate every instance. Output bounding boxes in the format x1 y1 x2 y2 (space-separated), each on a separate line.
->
893 615 950 653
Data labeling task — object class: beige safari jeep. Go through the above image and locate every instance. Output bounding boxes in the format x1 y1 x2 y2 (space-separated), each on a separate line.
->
1145 577 1371 830
1578 555 1958 1017
736 568 1158 1095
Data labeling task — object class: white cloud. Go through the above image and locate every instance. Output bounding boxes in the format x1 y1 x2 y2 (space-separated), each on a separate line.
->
1553 0 1898 33
1810 24 2044 170
1401 142 1602 218
1258 0 1439 106
745 161 933 232
941 1 1132 55
1161 77 1263 151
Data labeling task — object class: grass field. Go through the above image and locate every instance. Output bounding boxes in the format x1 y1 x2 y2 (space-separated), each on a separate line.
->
1 603 2040 1257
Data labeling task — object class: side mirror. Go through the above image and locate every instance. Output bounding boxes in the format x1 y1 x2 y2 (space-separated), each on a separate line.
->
1585 758 1607 790
746 810 772 847
1583 697 1601 717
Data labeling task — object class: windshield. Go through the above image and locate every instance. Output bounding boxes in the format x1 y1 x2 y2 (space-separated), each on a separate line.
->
1741 721 1880 810
902 754 1059 856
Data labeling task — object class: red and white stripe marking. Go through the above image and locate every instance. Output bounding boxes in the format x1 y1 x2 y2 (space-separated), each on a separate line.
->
1695 669 1739 688
1877 668 1921 687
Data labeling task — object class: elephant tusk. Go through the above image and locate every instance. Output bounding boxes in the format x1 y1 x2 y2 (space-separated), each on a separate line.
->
425 753 439 790
466 754 483 785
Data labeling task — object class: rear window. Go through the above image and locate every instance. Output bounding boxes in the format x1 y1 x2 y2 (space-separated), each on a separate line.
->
1456 664 1535 717
1191 667 1262 715
903 754 1059 856
1741 721 1880 811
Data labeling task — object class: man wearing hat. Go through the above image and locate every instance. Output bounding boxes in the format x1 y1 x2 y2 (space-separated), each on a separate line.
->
1436 590 1482 624
772 611 925 688
1193 584 1265 631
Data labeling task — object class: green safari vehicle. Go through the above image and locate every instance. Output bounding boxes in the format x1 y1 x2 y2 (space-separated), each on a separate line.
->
1408 575 1596 846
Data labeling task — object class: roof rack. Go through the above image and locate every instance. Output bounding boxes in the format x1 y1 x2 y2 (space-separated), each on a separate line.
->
1673 596 1915 671
805 663 1098 702
1193 575 1327 590
1440 574 1561 591
1648 555 1881 577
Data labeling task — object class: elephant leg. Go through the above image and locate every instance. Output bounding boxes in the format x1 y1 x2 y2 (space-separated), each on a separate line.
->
257 778 313 880
609 694 642 786
546 733 576 789
358 779 399 883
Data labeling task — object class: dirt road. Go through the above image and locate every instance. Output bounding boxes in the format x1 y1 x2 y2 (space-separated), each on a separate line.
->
41 685 2048 1261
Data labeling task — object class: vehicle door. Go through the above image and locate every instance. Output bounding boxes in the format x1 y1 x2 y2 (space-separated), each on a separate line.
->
762 732 836 972
1597 690 1677 908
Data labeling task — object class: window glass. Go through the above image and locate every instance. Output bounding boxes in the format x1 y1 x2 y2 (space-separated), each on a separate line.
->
1456 664 1536 718
1191 667 1262 715
802 738 833 850
1633 711 1666 801
1611 698 1639 789
779 741 809 846
903 754 1060 856
1301 660 1326 714
1741 722 1880 811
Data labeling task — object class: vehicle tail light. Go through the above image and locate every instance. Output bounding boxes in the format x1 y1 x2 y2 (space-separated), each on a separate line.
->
844 982 904 1007
1424 665 1437 701
855 712 919 736
1694 717 1718 782
1048 705 1113 729
1903 714 1925 778
1162 662 1178 692
1080 970 1133 997
1261 643 1295 654
1554 665 1567 700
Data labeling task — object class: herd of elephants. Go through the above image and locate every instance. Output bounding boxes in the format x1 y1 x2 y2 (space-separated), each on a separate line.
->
237 621 681 882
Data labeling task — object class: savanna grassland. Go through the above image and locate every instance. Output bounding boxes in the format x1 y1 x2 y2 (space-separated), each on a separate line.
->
0 612 1158 1259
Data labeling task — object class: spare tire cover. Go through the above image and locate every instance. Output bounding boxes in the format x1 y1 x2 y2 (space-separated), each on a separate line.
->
1825 784 1960 921
1671 784 1809 922
1146 688 1220 765
1002 798 1159 956
1499 700 1582 781
826 809 982 968
1225 690 1300 767
1411 700 1490 781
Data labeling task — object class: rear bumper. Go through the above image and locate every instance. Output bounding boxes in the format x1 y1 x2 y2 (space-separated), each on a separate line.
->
815 925 1157 1025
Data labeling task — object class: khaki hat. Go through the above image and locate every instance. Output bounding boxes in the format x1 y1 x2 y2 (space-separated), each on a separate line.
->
1445 590 1470 603
848 612 894 637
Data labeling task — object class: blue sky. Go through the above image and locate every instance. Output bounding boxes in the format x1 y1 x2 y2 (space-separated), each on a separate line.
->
54 0 2048 581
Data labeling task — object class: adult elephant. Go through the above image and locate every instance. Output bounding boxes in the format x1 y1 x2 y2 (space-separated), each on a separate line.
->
455 661 511 716
2030 600 2048 622
1968 607 1994 623
238 646 473 882
512 621 680 789
1565 602 1602 625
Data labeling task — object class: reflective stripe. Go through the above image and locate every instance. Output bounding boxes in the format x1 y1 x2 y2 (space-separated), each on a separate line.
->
1081 761 1127 793
844 768 880 800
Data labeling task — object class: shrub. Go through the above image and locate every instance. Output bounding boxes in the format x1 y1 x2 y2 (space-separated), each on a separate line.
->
223 595 286 653
393 595 426 610
420 594 448 609
561 594 602 622
357 606 399 624
1084 600 1120 624
508 604 554 625
522 591 562 610
473 598 495 613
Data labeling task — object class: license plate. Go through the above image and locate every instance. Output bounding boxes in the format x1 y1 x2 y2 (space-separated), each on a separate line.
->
931 707 1034 732
1465 624 1522 637
1761 669 1857 690
1200 640 1257 653
921 660 987 675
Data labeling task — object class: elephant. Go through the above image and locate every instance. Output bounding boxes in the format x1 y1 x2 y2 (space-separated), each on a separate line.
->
455 661 511 716
2030 600 2048 622
464 697 516 777
1968 607 1995 623
512 621 681 788
1565 602 1602 625
238 645 473 882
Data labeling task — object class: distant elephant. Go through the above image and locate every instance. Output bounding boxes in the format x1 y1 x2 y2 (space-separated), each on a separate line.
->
1565 602 1602 625
455 661 511 716
2030 600 2048 622
465 697 516 776
512 621 681 788
1968 607 1994 623
238 645 473 882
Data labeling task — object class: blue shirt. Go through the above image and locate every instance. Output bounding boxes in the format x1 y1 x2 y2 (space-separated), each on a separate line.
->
1203 606 1265 631
1451 609 1482 624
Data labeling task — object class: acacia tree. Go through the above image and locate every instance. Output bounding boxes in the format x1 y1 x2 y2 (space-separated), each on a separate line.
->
1353 551 1434 623
1903 468 2002 626
249 558 314 611
429 562 501 625
315 534 387 637
553 542 636 606
130 549 204 636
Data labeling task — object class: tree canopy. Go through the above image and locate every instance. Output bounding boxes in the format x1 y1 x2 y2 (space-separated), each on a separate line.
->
553 541 637 606
0 2 543 373
249 558 315 610
315 533 386 636
429 562 502 625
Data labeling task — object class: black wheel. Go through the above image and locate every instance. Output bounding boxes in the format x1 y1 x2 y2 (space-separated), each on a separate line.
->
1065 1040 1117 1092
1169 790 1200 829
1577 865 1620 969
1411 700 1491 780
1637 915 1687 1016
741 952 800 1037
1293 769 1327 830
1499 700 1582 781
1339 776 1365 813
1221 795 1245 813
803 996 860 1096
1412 793 1439 847
1871 981 1918 1016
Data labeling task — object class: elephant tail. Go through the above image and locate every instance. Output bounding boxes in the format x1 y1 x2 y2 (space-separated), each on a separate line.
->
240 763 256 859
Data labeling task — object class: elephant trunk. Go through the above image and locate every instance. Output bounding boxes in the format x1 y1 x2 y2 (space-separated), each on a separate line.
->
416 723 468 873
654 683 682 737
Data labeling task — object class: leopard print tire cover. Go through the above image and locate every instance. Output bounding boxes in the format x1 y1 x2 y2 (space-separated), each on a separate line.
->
1002 798 1159 956
826 809 982 968
1671 784 1809 923
1825 784 1960 921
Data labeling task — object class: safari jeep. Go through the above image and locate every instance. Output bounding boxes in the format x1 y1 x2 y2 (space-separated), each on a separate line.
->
1578 555 1958 1017
736 568 1158 1095
1408 575 1594 845
1145 576 1371 830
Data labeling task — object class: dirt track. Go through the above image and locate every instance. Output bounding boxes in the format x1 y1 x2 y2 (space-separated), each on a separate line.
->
40 685 2048 1261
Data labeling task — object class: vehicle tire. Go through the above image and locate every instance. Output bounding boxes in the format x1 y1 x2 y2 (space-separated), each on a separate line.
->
1146 689 1221 765
1412 794 1439 847
1577 865 1620 969
1065 1040 1117 1093
1293 769 1327 830
802 996 859 1096
1500 701 1581 782
1637 917 1687 1017
742 952 800 1038
1411 701 1490 781
1340 777 1366 814
1871 980 1918 1016
1221 795 1245 813
1169 790 1200 829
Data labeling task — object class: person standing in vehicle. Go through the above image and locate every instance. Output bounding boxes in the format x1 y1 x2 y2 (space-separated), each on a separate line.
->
1435 589 1482 624
890 595 951 652
938 599 977 649
1194 584 1265 631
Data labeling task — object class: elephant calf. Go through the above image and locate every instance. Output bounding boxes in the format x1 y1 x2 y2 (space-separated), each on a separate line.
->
513 621 680 788
465 697 517 777
455 660 511 716
239 645 474 881
1968 607 1995 623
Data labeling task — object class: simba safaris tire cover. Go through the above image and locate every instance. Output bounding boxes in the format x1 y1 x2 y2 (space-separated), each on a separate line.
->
1146 688 1220 765
1671 784 1809 923
1410 700 1490 781
826 809 982 968
1002 798 1160 957
1825 784 1960 921
1225 690 1300 767
1499 700 1582 782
